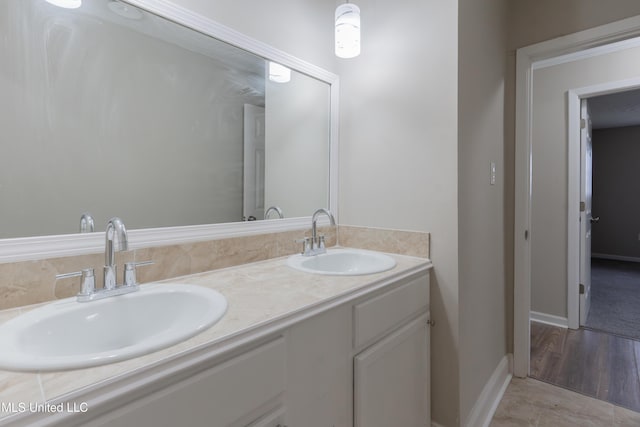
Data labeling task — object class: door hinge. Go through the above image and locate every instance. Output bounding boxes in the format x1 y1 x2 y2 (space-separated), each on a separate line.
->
580 201 585 212
579 283 585 294
524 230 529 240
581 118 586 129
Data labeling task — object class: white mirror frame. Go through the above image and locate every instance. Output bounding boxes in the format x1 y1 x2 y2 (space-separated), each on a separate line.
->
0 0 339 263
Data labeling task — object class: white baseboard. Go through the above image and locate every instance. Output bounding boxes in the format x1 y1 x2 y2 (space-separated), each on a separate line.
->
592 253 640 263
530 311 568 328
463 354 513 427
432 422 446 427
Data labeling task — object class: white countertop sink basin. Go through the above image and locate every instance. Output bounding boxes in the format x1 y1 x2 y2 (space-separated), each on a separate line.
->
0 284 227 372
287 248 397 276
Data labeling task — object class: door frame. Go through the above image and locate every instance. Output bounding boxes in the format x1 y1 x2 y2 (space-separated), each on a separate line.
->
514 16 640 378
243 104 266 221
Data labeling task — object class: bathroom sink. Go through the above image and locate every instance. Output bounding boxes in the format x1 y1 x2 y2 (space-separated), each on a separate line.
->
0 284 227 372
287 248 397 276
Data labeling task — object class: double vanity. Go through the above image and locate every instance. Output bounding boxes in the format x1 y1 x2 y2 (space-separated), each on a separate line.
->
0 0 433 425
0 244 432 427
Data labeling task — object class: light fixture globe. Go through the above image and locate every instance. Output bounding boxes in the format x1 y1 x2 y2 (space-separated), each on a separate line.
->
45 0 82 9
335 3 361 59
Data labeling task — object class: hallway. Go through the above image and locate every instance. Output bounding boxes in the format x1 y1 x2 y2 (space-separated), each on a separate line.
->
530 322 640 413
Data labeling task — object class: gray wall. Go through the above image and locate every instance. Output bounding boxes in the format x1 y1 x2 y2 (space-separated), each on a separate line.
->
592 126 640 259
508 0 640 49
459 0 508 423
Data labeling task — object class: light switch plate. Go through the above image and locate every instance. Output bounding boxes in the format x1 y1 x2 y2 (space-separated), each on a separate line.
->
490 162 496 185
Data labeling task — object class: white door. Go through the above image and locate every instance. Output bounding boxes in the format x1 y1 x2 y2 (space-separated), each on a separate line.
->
579 99 593 326
243 104 266 221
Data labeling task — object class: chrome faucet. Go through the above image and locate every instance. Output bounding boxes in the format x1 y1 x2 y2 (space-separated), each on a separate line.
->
79 212 95 233
265 206 284 219
104 217 128 291
298 208 336 256
56 217 153 302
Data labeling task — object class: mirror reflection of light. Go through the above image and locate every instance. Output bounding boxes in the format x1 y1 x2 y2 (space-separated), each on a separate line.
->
45 0 82 9
269 62 291 83
107 1 144 20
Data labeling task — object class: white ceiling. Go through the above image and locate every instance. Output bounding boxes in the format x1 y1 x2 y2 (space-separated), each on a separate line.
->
590 88 640 129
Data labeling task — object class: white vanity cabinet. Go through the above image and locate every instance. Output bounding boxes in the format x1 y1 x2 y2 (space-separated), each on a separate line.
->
353 273 431 427
282 271 430 427
284 303 353 427
8 267 430 427
87 338 288 427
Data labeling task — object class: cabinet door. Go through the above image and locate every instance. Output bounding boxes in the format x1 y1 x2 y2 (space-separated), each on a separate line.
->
354 314 430 427
285 304 352 427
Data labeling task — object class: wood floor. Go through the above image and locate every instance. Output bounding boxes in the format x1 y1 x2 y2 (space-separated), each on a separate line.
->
530 322 640 413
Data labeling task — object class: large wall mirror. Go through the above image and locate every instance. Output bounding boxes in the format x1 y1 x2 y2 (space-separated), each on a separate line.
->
0 0 338 258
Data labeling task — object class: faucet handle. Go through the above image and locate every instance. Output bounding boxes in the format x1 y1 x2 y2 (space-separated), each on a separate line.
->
318 235 326 250
124 260 154 287
295 237 313 255
56 268 96 297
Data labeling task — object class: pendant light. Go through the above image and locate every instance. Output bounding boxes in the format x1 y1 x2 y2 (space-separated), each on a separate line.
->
45 0 82 9
335 3 361 58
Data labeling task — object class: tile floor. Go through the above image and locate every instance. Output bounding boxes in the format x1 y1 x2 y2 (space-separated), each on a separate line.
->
490 377 640 426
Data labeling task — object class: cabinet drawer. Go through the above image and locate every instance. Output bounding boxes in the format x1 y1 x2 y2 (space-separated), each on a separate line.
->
95 337 286 427
353 273 429 348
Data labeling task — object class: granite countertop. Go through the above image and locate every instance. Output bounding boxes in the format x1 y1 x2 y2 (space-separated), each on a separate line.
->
0 249 431 421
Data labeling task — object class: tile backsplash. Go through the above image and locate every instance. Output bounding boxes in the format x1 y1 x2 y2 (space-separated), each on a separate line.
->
338 225 430 258
0 225 429 311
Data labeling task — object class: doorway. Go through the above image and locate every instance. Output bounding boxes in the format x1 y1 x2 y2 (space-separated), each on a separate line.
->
514 17 640 378
242 104 266 222
584 88 640 340
527 89 640 411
